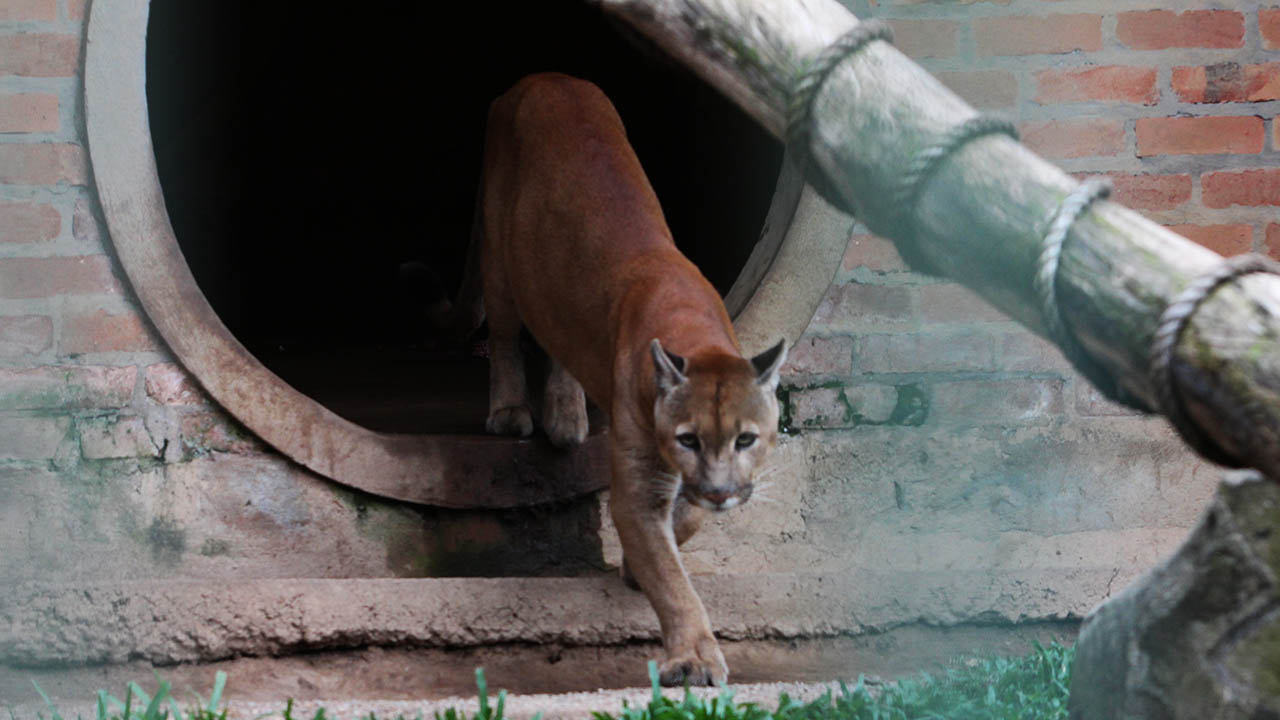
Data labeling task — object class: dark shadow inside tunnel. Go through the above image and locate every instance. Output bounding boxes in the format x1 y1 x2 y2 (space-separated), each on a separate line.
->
146 0 784 434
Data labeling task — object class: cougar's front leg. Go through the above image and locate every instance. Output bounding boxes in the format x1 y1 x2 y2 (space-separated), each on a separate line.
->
621 496 707 590
610 446 727 687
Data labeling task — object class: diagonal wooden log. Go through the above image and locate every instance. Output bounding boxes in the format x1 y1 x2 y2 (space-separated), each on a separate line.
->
593 0 1280 479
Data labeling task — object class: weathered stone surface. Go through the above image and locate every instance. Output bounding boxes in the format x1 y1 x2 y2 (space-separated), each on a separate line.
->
0 414 71 460
1070 471 1280 719
0 452 604 586
0 365 134 410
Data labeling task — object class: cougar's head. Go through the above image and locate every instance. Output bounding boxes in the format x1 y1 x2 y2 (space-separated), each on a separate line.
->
650 338 787 512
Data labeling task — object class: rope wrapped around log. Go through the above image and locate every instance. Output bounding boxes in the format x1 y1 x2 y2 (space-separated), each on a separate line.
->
593 0 1280 480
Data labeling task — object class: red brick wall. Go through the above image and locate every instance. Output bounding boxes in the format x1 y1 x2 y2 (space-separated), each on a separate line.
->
859 0 1279 259
0 1 278 583
0 1 169 430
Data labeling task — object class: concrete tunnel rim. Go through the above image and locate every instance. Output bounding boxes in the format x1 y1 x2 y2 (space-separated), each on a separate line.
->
83 0 848 508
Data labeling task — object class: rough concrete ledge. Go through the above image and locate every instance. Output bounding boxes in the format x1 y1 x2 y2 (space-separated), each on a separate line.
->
1 570 1114 666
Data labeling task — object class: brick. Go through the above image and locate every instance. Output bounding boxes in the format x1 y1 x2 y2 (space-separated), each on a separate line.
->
997 332 1072 373
72 196 101 246
1101 173 1191 211
1172 63 1280 103
1166 224 1253 257
842 233 906 273
888 19 958 59
932 378 1065 425
144 362 206 405
935 70 1018 110
0 414 70 460
790 384 898 428
61 308 158 355
0 315 53 358
791 387 847 428
0 365 134 410
1021 118 1126 159
916 284 1009 324
811 283 914 332
0 34 80 77
854 331 994 373
1202 169 1280 208
1264 9 1280 50
79 414 160 459
0 199 59 244
180 409 263 456
67 0 88 21
975 15 1101 56
0 143 87 184
1034 66 1158 105
0 0 56 21
1117 10 1245 50
781 336 853 377
0 256 120 299
0 93 58 133
1135 117 1264 156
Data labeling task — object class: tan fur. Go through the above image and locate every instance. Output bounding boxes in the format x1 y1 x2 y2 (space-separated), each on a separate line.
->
467 73 786 686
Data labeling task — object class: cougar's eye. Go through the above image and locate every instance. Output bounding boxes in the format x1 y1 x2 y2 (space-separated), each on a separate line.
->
735 433 758 450
676 433 700 450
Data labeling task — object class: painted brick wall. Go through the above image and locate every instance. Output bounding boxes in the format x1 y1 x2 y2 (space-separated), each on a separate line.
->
0 0 1274 635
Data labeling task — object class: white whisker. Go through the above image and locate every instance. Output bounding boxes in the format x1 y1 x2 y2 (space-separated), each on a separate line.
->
753 467 782 482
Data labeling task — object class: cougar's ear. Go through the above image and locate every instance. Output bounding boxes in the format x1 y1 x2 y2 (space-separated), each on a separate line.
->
751 339 787 390
650 338 687 395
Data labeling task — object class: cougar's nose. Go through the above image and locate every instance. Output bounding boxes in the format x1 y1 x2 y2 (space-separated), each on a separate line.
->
701 488 734 506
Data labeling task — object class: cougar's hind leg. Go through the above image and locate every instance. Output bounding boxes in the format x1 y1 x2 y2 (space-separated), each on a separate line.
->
543 358 588 447
481 235 532 438
484 308 532 436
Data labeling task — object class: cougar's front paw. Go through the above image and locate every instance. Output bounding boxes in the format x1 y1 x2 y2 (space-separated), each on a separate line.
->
659 637 728 687
486 406 533 437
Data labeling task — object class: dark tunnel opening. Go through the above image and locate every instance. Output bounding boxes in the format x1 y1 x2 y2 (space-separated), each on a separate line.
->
146 0 784 434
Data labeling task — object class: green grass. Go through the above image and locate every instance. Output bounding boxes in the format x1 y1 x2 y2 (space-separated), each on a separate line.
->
28 671 227 720
596 641 1073 720
21 642 1073 720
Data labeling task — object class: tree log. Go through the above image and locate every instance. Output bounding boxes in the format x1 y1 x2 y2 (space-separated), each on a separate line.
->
1068 471 1280 719
593 0 1280 479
